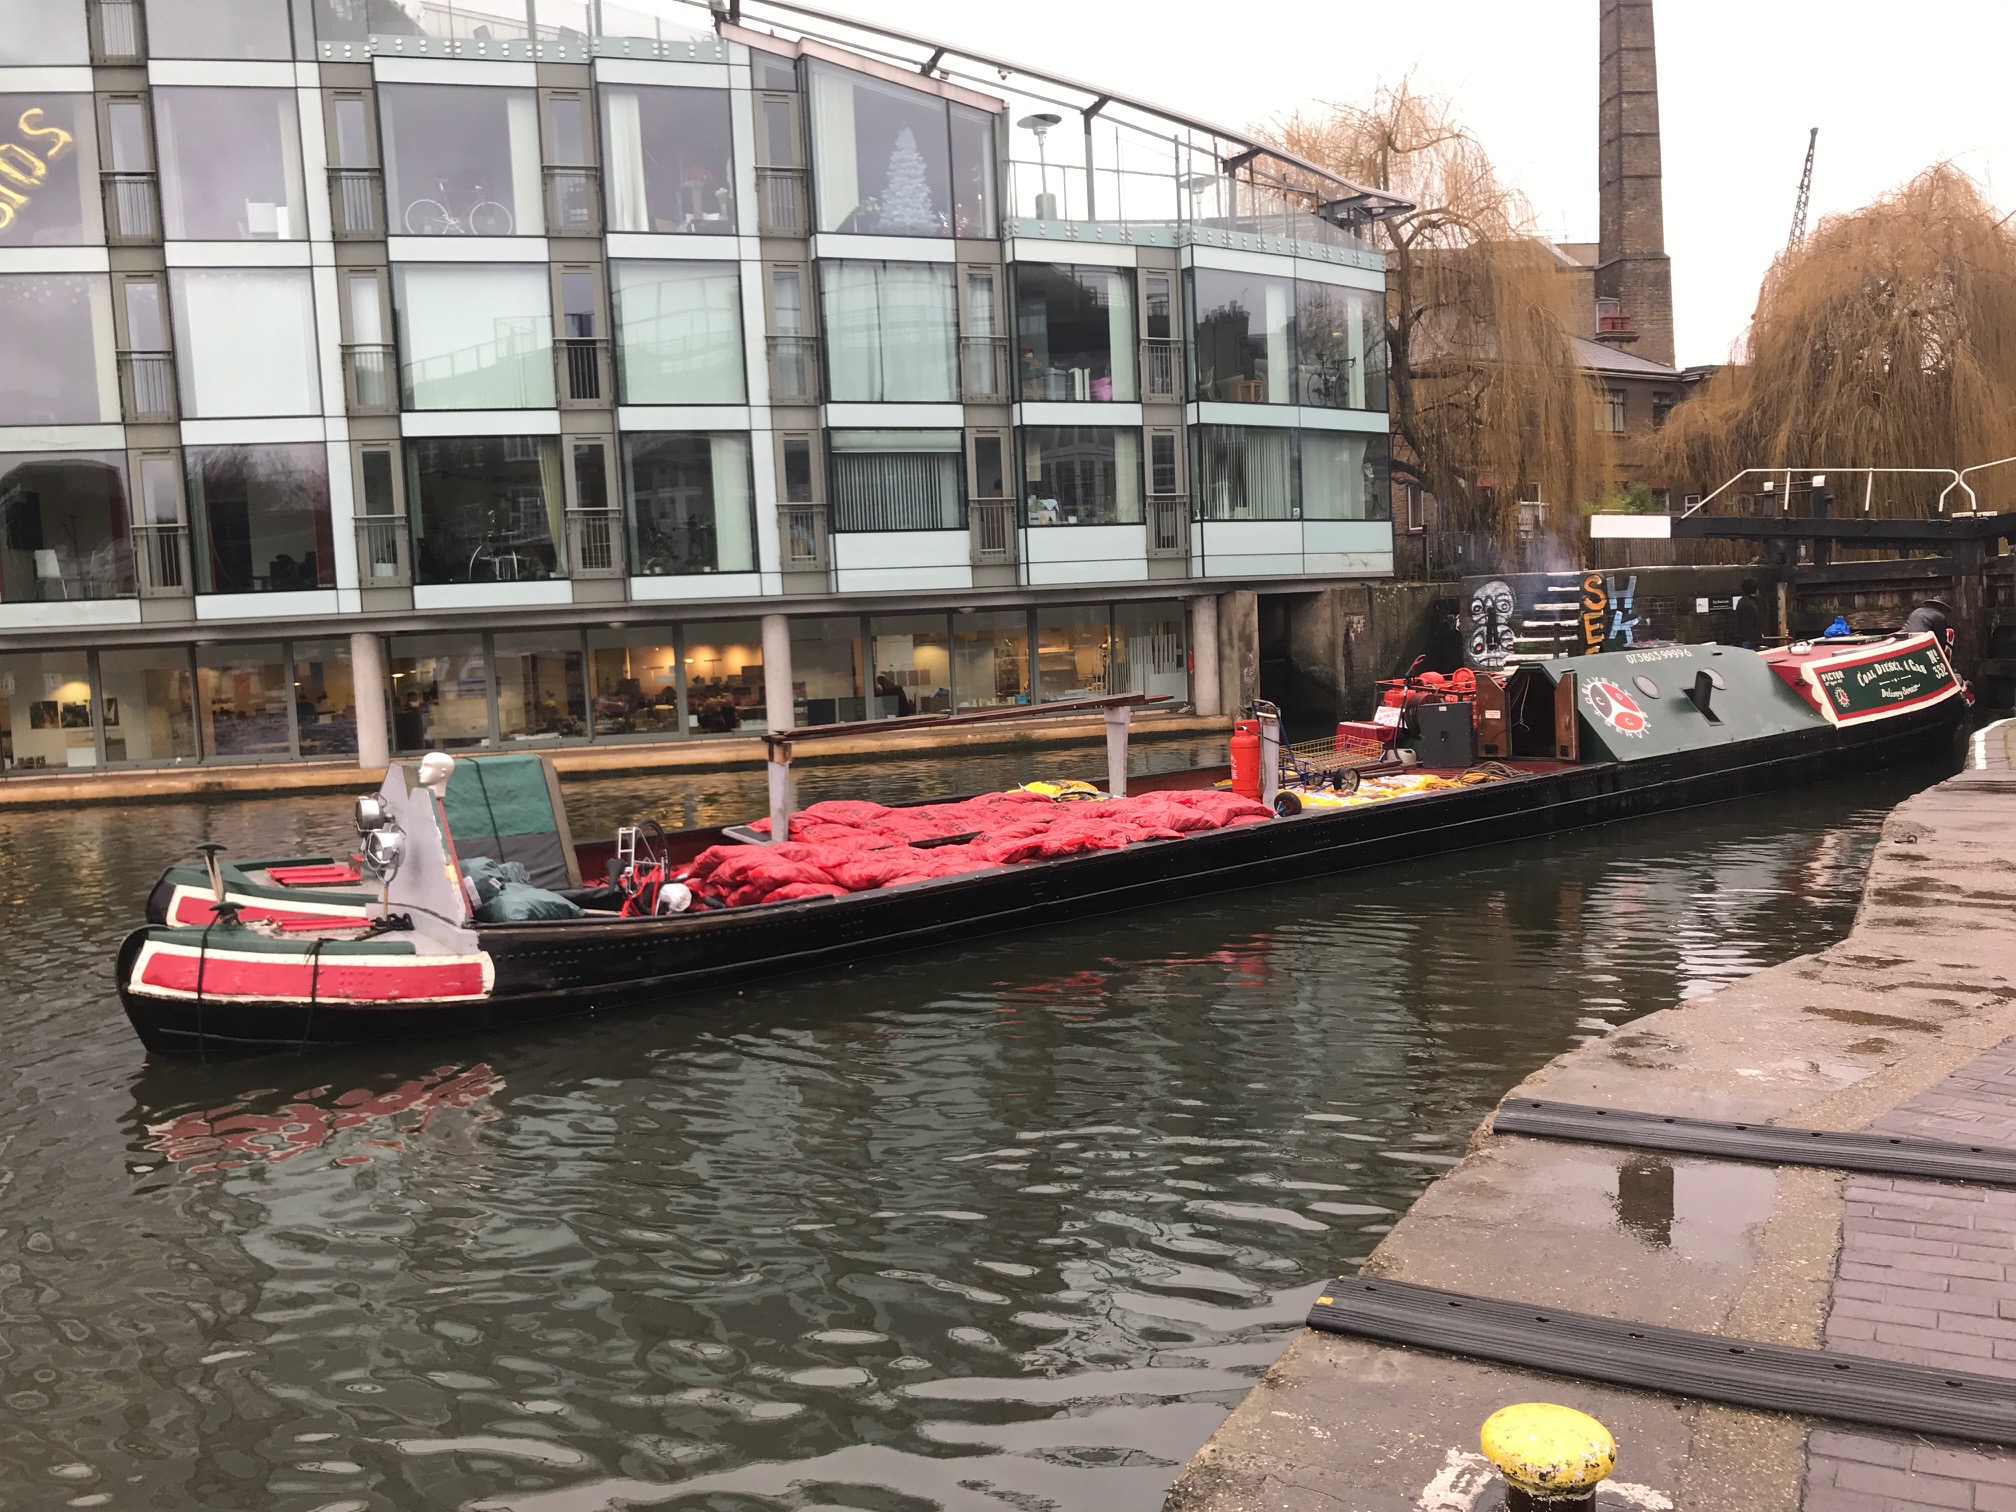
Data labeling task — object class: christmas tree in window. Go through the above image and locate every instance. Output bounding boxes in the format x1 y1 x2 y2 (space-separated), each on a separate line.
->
877 126 939 234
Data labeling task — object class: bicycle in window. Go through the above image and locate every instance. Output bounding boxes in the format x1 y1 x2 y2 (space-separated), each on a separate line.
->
404 180 515 236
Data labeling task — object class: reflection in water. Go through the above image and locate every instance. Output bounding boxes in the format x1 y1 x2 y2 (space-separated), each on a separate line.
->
0 758 1945 1510
1615 1154 1676 1247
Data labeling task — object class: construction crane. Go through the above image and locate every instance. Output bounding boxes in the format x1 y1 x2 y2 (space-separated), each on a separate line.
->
1787 126 1818 250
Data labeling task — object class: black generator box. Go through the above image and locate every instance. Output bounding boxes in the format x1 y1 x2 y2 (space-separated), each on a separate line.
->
1415 701 1475 767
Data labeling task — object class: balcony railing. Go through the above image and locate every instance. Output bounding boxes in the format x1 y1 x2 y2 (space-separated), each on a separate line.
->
132 524 191 599
555 337 612 405
354 515 410 587
117 350 176 424
969 498 1017 567
543 165 601 236
960 335 1010 404
767 334 820 403
328 167 385 239
88 0 145 64
755 166 807 237
565 509 624 578
1140 338 1183 402
101 172 159 245
1146 493 1191 557
341 343 397 414
780 503 829 572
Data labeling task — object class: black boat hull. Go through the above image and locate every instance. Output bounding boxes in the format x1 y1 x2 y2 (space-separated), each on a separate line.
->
118 702 1962 1055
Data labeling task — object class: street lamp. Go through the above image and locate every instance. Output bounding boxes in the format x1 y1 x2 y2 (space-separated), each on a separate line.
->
1018 112 1062 220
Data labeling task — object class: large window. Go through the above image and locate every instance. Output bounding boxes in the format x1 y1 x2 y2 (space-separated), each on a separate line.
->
315 0 530 43
0 275 115 425
146 0 295 59
408 436 563 585
829 430 961 532
1192 267 1293 404
0 2 89 65
588 629 682 740
0 651 95 770
790 617 864 725
154 88 305 241
1021 427 1140 526
395 263 554 409
496 630 586 744
186 444 335 595
390 634 490 750
819 261 956 402
1295 281 1386 410
0 453 130 603
1194 425 1294 520
602 85 734 234
808 63 994 237
1114 601 1189 700
1300 431 1391 520
624 433 754 576
98 647 198 764
1015 265 1135 402
953 609 1029 711
197 643 291 757
0 96 97 245
683 620 765 733
869 613 949 716
611 262 745 404
380 84 542 238
293 640 358 757
171 268 321 417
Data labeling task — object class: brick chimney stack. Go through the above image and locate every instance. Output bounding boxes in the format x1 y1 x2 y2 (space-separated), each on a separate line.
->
1597 0 1675 367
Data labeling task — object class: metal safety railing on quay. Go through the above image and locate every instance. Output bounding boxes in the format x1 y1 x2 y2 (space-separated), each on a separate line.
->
543 165 602 235
555 337 612 405
755 166 806 236
341 343 397 414
1139 338 1183 402
117 350 176 424
328 168 385 239
759 691 1174 842
131 524 191 598
767 335 820 402
101 171 159 245
960 335 1011 403
565 509 624 578
968 498 1017 566
1146 493 1190 556
780 504 829 571
354 516 410 587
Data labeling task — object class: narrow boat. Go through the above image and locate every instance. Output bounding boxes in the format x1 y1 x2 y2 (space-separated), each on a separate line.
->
115 635 1969 1056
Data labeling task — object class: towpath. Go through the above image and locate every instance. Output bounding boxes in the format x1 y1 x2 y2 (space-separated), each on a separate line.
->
1168 718 2016 1512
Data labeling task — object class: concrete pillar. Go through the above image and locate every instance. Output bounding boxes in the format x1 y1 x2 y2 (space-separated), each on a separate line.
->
350 630 390 770
761 612 795 733
1217 589 1260 715
1189 594 1221 716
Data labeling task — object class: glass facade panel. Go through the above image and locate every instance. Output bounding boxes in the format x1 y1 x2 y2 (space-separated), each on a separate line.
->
408 435 563 585
602 85 735 234
0 650 94 771
869 612 948 717
171 268 321 417
154 87 305 241
196 642 290 758
610 261 745 403
829 430 961 532
98 647 197 764
0 273 115 425
587 629 682 740
293 639 358 758
389 633 489 751
1035 605 1108 701
819 260 956 402
947 103 996 239
1299 430 1391 520
809 63 952 237
952 609 1029 711
395 263 555 409
1020 427 1140 526
0 95 97 245
1194 424 1294 520
0 453 131 602
1113 600 1189 701
790 616 863 725
0 2 89 65
1014 264 1135 401
380 83 541 237
683 620 763 733
186 444 335 594
624 433 754 576
316 0 530 42
146 0 295 59
1192 267 1293 404
1295 281 1386 410
496 629 587 744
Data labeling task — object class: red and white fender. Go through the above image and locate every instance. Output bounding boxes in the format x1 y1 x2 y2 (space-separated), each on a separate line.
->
129 937 494 1004
164 883 370 929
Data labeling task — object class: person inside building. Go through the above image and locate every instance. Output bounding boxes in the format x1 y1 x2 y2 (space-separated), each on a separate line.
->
1732 580 1763 650
874 673 913 718
1903 596 1953 646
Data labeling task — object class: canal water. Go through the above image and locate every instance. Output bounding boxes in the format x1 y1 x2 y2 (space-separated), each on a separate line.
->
0 752 1942 1511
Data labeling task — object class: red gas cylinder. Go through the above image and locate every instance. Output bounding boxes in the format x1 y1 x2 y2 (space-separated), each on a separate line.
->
1230 719 1264 800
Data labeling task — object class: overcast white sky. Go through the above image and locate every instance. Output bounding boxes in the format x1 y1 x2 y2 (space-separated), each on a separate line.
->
795 0 2016 368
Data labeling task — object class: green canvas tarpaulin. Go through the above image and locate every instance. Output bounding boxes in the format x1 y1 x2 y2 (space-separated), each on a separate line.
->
437 754 580 891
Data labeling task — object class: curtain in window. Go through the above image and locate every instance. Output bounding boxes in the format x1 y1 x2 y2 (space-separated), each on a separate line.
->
171 269 319 417
809 65 859 233
396 263 554 409
604 88 648 231
536 437 565 568
1264 279 1293 403
1100 271 1137 401
611 261 746 404
819 261 954 402
710 435 753 570
1300 431 1366 519
1247 427 1293 516
830 431 960 531
507 91 544 235
820 260 880 400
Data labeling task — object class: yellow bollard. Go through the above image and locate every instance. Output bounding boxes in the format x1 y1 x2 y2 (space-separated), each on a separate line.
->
1479 1402 1617 1510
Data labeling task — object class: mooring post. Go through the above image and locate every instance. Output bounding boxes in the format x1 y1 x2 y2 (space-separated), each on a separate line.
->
765 736 793 843
1479 1402 1616 1512
1104 704 1132 797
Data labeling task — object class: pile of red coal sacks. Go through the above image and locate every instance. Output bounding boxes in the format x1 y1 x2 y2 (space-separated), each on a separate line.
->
679 788 1274 909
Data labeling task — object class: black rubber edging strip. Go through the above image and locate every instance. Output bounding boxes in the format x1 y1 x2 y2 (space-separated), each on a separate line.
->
1307 1276 2016 1443
1493 1099 2016 1188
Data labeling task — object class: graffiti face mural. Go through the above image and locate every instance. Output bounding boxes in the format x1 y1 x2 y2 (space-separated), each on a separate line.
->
1585 677 1649 736
1467 579 1517 668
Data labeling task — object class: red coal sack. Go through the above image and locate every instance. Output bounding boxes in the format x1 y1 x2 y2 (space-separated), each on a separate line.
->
764 882 850 901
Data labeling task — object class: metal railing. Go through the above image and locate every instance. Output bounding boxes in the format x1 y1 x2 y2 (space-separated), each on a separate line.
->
341 343 397 414
565 509 624 578
543 165 601 236
101 172 159 245
781 503 829 571
555 337 611 405
1146 493 1191 557
960 335 1011 403
117 350 176 424
1140 338 1183 402
767 334 820 403
88 0 145 63
969 498 1018 566
328 168 384 239
354 515 410 587
755 166 807 236
132 524 191 598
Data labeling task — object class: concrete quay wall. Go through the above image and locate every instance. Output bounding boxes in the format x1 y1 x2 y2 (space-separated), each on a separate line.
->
1168 719 2016 1512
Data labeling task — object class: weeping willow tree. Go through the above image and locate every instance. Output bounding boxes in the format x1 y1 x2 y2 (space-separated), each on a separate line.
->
1649 165 2016 513
1268 83 1611 548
